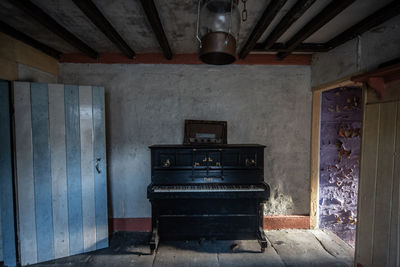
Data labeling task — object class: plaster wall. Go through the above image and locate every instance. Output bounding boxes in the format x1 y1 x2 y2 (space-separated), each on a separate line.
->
59 64 312 218
311 16 400 87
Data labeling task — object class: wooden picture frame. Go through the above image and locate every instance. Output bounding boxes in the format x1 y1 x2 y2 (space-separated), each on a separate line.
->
183 120 227 145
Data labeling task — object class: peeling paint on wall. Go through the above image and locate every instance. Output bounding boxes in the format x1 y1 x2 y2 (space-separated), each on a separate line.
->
319 86 362 247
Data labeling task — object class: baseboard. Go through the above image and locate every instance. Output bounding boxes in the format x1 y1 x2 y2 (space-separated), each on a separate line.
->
110 218 152 232
111 215 310 232
263 215 310 230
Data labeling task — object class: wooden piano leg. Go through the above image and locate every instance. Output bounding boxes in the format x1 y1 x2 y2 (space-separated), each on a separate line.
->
150 206 159 254
258 203 268 252
150 219 159 254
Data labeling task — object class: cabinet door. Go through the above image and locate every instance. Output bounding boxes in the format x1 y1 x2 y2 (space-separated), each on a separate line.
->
0 80 17 267
13 82 108 265
356 84 400 267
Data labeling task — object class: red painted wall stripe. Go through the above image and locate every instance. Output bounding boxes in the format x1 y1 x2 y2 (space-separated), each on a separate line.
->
110 215 310 232
263 215 310 230
110 218 152 232
60 53 312 65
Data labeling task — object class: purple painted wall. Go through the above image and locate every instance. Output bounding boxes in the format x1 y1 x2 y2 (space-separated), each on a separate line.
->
319 87 362 247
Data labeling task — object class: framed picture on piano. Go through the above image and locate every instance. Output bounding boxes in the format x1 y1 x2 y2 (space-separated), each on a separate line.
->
183 120 227 145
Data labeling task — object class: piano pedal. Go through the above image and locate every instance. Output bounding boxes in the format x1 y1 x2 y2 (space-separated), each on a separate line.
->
198 237 206 245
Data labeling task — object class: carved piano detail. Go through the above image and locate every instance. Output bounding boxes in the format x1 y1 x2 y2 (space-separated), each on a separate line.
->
147 144 270 253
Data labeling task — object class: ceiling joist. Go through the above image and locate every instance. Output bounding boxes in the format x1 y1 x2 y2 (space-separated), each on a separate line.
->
9 0 98 59
139 0 172 60
239 0 287 59
260 0 316 50
253 43 328 53
72 0 135 59
325 1 400 50
0 20 62 59
254 1 400 55
277 0 355 59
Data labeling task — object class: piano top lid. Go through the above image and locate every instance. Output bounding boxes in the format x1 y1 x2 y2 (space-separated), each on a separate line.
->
149 144 266 149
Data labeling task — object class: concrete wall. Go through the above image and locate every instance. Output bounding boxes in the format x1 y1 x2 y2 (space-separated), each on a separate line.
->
59 64 312 218
311 16 400 87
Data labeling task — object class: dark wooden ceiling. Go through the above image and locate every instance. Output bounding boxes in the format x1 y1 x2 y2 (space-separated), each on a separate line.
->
0 0 398 61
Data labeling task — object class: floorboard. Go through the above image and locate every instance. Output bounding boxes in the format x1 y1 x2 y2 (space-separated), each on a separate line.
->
2 230 353 267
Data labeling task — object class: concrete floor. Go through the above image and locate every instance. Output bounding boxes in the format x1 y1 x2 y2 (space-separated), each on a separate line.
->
17 229 354 267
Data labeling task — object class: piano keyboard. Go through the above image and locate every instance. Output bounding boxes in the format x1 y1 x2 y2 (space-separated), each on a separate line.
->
152 184 265 192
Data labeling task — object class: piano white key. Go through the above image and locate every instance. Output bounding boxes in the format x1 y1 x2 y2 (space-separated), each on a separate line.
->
153 185 265 192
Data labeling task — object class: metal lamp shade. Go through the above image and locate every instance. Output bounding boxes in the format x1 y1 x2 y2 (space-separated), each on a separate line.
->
197 0 240 65
200 32 236 65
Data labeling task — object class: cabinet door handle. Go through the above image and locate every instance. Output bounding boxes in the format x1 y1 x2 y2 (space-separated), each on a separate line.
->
95 158 102 174
245 158 256 167
163 159 171 167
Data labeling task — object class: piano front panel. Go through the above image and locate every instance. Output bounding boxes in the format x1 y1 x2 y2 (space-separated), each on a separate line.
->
152 199 258 215
151 146 265 184
158 215 258 240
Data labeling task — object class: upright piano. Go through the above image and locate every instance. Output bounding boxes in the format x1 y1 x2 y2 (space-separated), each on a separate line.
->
147 144 270 252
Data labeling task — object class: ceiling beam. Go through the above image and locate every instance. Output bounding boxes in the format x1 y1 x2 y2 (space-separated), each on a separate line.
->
255 1 400 55
325 1 400 50
139 0 172 60
253 42 328 52
277 0 355 59
0 20 62 59
9 0 98 59
260 0 316 50
72 0 135 59
239 0 287 59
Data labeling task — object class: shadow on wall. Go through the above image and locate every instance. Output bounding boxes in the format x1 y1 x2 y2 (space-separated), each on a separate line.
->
105 91 113 223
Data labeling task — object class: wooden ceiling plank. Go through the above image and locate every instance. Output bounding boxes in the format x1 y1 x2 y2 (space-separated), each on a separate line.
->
239 0 288 59
253 42 328 52
9 0 98 59
326 1 400 50
139 0 172 60
0 20 62 59
277 0 355 59
72 0 135 59
261 0 316 50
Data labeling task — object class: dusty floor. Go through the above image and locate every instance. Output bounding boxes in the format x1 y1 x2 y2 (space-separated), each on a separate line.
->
16 229 354 267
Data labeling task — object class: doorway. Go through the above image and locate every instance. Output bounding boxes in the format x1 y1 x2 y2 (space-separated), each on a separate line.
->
318 86 362 247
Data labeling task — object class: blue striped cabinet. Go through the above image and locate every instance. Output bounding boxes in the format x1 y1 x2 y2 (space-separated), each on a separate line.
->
13 82 108 266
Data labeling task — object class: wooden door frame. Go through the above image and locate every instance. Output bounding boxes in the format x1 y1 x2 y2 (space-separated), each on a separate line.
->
309 78 363 229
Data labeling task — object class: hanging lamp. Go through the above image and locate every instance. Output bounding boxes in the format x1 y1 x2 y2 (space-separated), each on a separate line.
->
196 0 240 65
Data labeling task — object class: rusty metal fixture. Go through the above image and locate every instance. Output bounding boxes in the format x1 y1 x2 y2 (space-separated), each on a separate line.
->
196 0 240 65
199 32 236 65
